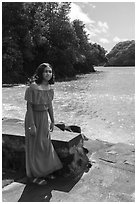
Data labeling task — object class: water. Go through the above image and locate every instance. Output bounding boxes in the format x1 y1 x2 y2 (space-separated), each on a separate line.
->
2 67 135 145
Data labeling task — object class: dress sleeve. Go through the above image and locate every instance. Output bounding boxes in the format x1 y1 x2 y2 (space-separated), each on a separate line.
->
24 87 33 103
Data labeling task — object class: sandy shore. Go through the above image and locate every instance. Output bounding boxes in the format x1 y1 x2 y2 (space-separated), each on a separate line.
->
53 67 135 145
2 67 135 145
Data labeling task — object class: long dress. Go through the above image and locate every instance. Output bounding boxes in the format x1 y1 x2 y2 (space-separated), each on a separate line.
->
24 84 63 178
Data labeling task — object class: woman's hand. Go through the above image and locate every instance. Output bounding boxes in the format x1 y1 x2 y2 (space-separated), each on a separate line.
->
29 125 37 136
50 122 54 132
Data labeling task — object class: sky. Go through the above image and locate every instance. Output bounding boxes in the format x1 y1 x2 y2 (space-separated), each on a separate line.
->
68 2 135 53
0 0 135 53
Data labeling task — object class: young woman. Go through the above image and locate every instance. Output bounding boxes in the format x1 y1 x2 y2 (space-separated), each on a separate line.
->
24 63 63 185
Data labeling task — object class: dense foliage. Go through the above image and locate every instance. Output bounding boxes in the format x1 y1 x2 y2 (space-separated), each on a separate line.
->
2 2 107 83
105 40 135 67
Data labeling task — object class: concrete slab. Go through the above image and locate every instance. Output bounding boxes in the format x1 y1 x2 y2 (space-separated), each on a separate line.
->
51 162 135 202
2 123 84 174
2 118 81 142
2 152 135 202
2 118 135 202
2 118 25 136
2 182 26 202
93 143 135 173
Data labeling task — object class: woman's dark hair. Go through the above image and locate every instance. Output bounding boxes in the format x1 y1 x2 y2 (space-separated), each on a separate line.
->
31 63 55 84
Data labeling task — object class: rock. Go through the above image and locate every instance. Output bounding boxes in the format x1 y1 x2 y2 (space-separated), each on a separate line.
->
2 119 91 177
55 123 81 133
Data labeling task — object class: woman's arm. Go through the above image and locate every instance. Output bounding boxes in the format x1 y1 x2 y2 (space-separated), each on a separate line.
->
48 102 55 131
27 102 35 125
27 102 36 136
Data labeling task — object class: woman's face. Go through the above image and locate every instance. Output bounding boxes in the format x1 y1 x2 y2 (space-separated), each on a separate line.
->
42 66 52 82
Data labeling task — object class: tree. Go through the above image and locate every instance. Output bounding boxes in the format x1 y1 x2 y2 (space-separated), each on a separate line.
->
105 40 135 66
89 43 107 65
2 2 109 84
2 2 28 83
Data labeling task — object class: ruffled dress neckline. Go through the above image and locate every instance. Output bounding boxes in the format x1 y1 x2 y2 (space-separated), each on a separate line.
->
29 82 53 92
25 83 54 105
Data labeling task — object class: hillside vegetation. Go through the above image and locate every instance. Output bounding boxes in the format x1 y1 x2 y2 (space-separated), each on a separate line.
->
2 2 107 84
105 40 135 67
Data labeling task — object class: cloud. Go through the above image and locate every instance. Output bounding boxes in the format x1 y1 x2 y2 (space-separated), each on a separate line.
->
69 3 95 24
80 2 96 9
99 38 109 44
113 36 120 42
69 3 110 42
98 21 109 33
91 4 96 9
113 36 128 43
86 21 109 39
69 3 96 38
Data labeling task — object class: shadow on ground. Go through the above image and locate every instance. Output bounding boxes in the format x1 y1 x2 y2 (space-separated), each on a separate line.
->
18 172 84 202
3 140 135 202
